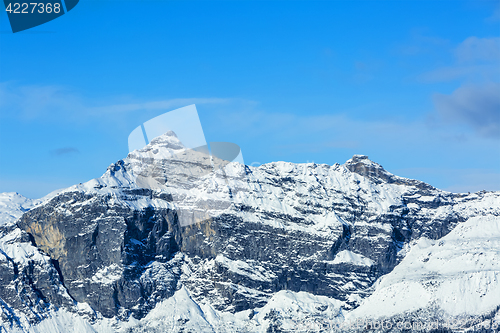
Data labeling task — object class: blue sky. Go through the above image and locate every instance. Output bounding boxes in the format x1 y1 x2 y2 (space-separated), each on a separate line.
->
0 0 499 198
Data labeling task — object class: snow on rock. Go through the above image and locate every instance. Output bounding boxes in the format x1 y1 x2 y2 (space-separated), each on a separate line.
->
346 215 500 322
19 287 345 333
215 255 277 282
0 189 66 226
332 250 374 266
254 290 344 332
113 286 214 333
0 193 33 226
24 311 97 333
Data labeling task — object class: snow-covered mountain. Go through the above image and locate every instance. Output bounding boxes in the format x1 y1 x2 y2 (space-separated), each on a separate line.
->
1 131 499 332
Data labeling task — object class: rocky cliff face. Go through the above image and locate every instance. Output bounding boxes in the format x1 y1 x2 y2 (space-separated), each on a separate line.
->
1 132 499 332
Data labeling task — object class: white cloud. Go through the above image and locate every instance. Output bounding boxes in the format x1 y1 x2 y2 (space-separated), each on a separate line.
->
417 36 500 139
486 3 500 22
455 37 500 63
0 82 234 120
418 64 500 82
433 83 500 138
0 82 84 119
418 36 500 83
88 98 232 114
394 29 449 56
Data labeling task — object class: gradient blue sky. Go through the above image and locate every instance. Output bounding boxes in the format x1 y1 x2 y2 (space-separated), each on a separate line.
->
0 0 499 198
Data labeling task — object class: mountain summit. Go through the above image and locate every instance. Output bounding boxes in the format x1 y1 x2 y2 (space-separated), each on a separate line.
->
343 154 393 182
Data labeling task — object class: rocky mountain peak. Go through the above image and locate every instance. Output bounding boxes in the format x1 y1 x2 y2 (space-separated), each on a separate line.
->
343 154 393 184
125 131 188 164
347 154 371 162
344 154 380 167
146 130 185 151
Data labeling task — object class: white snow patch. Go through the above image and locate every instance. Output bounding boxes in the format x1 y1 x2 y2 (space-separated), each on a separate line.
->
215 255 277 282
332 250 374 266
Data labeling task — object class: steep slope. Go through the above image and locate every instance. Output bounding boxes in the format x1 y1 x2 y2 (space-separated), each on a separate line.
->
345 214 500 332
0 132 499 332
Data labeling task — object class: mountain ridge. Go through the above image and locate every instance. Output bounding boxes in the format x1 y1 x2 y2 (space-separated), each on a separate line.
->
0 132 499 332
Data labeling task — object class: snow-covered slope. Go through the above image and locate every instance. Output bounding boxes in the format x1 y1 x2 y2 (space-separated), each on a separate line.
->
1 132 499 332
0 190 64 226
0 193 34 226
345 214 500 331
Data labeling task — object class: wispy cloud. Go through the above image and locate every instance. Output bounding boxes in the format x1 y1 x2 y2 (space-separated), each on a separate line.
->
433 83 500 138
0 82 83 119
351 60 384 84
50 147 80 156
0 82 237 120
419 36 500 82
274 140 359 155
418 64 500 82
415 35 500 139
213 107 471 151
455 37 500 63
486 2 500 22
88 98 232 114
394 29 449 56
